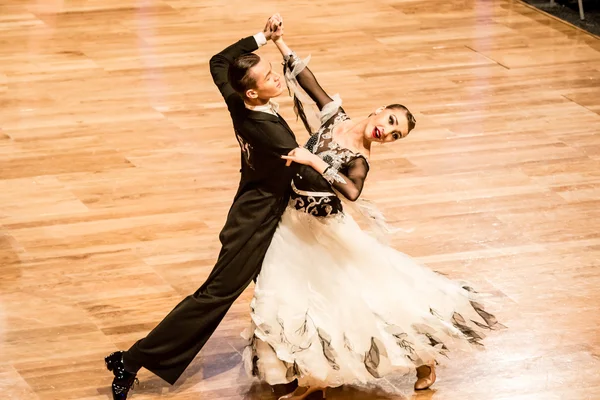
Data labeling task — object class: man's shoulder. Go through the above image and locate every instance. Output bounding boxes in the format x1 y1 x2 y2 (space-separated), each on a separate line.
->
236 111 281 129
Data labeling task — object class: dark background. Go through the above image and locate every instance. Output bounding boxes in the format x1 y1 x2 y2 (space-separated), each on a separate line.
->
521 0 600 36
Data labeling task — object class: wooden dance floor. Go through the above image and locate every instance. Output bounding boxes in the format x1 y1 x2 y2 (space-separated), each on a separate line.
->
1 0 599 399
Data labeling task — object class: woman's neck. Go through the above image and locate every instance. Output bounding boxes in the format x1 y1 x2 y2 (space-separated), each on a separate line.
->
333 119 371 155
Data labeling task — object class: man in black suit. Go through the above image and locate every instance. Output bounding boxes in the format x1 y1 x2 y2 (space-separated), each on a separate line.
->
104 15 304 399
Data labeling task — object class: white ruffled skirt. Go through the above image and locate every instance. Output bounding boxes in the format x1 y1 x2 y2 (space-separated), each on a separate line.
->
242 207 503 388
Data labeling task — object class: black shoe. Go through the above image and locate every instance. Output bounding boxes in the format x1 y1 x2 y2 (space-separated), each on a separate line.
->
105 351 138 400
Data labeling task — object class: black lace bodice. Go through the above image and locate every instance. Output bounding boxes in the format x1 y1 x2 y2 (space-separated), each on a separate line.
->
282 50 370 217
289 108 370 217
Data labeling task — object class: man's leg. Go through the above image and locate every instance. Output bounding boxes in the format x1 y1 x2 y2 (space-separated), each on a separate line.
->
125 233 273 384
106 243 266 398
106 194 285 398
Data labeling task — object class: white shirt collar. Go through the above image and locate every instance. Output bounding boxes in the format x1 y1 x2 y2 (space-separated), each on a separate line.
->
244 100 279 116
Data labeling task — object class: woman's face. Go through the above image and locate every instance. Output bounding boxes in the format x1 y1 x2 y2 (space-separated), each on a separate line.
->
364 107 410 144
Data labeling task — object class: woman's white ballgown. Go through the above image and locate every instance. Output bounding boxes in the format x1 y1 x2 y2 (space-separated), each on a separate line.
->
241 52 504 391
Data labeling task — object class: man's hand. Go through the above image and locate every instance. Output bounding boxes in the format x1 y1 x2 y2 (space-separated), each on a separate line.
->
281 147 328 172
263 13 283 41
271 14 284 42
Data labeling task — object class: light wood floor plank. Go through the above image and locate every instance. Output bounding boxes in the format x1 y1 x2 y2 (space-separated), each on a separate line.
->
1 0 598 399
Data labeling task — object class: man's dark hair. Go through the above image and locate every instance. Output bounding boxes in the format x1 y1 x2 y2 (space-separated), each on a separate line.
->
228 53 261 97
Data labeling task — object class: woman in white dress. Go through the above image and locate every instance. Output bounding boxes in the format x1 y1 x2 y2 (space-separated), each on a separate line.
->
242 21 504 400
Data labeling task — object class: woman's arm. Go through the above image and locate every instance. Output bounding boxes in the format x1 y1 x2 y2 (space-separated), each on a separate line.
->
282 148 369 201
274 38 334 110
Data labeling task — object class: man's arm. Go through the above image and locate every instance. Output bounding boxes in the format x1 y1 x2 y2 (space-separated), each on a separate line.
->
209 34 265 104
209 17 277 113
246 122 299 158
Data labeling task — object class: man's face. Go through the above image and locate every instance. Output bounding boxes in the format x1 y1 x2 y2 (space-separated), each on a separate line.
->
246 57 284 100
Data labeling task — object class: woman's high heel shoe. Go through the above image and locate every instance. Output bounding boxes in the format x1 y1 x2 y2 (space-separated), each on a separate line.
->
414 364 436 390
279 386 327 399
